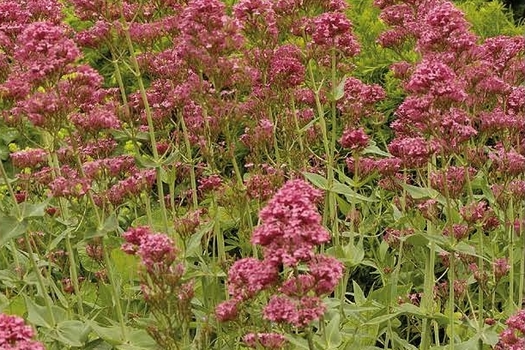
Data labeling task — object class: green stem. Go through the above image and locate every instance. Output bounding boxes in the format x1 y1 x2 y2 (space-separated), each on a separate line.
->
449 254 455 349
24 232 56 326
328 48 339 247
45 135 85 317
509 197 516 309
211 196 226 263
179 112 199 208
0 162 50 315
420 240 435 350
102 240 128 339
519 211 525 309
120 15 170 234
306 327 315 350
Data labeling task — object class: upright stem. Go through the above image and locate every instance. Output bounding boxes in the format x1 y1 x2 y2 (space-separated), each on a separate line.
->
449 254 455 349
0 162 55 322
120 16 170 234
328 48 339 247
24 234 57 326
45 133 85 317
508 198 516 309
519 211 525 309
102 240 128 339
179 112 199 208
420 240 435 350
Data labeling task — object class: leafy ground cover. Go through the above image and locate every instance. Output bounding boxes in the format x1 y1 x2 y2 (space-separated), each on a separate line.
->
0 0 524 349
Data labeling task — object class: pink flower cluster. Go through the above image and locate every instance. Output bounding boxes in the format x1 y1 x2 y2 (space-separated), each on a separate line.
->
251 179 330 266
495 309 525 350
121 226 178 272
242 332 286 350
0 314 44 350
216 179 344 337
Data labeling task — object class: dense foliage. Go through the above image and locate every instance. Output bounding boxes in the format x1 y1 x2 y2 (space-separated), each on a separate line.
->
0 0 524 349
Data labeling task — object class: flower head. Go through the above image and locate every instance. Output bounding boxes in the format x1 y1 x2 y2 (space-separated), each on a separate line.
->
243 332 287 349
251 179 330 266
0 314 44 350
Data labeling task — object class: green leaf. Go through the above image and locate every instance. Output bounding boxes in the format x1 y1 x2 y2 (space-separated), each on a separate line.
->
25 297 53 329
52 320 90 347
479 327 499 346
303 172 328 190
365 310 401 325
185 221 210 257
0 128 19 144
18 200 49 218
363 143 391 157
285 334 310 349
118 328 157 349
85 214 119 240
48 228 70 252
353 281 366 306
454 241 478 257
402 184 440 200
0 145 9 160
332 181 376 202
83 339 113 350
132 209 169 232
134 154 158 168
303 172 375 202
0 174 16 185
89 322 124 345
396 303 427 318
6 295 25 316
0 216 27 248
325 313 342 347
333 76 347 101
343 242 365 266
390 331 418 350
111 248 138 282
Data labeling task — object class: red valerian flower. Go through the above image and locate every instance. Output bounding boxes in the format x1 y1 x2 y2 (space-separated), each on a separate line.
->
0 313 45 350
251 179 330 266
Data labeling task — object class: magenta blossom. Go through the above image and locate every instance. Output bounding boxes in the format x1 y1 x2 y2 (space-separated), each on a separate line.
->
251 179 330 266
0 314 44 350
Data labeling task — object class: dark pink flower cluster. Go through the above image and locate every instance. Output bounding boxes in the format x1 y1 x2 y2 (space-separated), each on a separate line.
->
234 0 278 42
0 313 44 350
493 258 510 281
48 174 91 199
489 147 525 178
495 309 525 350
2 16 120 135
198 174 223 194
388 137 439 168
311 12 360 58
122 226 177 272
251 179 330 266
103 169 156 205
10 148 48 169
216 179 344 332
339 127 369 151
429 166 476 199
264 295 325 327
244 164 285 201
242 332 286 349
377 0 525 175
227 258 279 300
338 77 386 123
268 44 305 89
